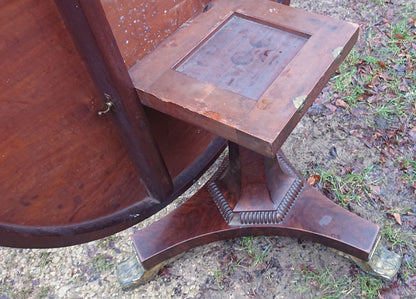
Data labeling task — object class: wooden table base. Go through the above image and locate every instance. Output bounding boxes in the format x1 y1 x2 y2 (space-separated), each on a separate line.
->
119 145 400 288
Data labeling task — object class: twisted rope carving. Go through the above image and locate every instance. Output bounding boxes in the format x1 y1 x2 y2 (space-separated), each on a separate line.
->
207 156 304 226
239 179 303 225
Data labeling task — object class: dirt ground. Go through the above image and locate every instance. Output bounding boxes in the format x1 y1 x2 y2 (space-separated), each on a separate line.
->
1 0 415 298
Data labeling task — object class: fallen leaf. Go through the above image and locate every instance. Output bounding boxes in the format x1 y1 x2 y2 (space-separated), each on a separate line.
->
256 262 267 271
158 267 171 280
339 165 353 175
307 174 321 186
393 212 402 225
379 72 392 81
300 263 317 274
335 99 349 108
378 60 387 70
395 33 404 40
379 279 401 299
324 102 337 113
350 130 363 138
369 184 381 195
159 266 168 274
367 94 382 104
398 84 408 92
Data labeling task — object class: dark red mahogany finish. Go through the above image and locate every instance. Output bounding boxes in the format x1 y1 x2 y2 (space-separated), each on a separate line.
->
129 0 380 269
133 149 379 269
0 0 225 247
130 0 359 157
1 0 380 276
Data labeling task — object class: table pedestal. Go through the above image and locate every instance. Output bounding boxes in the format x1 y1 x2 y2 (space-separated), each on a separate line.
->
117 144 401 289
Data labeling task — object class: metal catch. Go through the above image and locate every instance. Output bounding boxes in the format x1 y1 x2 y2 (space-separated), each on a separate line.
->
98 93 114 115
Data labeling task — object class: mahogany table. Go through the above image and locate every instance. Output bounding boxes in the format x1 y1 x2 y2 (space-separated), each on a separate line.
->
0 0 400 289
121 0 401 287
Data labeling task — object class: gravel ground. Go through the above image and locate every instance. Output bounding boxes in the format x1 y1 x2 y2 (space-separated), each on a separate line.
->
1 0 415 298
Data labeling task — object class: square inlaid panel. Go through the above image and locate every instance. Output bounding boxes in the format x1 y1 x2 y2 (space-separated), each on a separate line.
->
175 14 308 101
130 0 359 157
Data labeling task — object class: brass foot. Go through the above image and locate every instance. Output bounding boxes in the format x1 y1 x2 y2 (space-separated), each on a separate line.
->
336 236 402 281
116 255 164 290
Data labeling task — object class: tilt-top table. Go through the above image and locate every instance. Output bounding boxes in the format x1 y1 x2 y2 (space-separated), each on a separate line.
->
120 0 401 287
0 0 400 289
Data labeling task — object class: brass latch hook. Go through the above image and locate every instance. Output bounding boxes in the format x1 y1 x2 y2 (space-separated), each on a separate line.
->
98 93 114 115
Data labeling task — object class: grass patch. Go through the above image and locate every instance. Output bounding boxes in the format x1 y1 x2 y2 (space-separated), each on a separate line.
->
382 225 414 252
92 255 114 273
293 265 388 299
402 258 416 280
18 287 34 298
240 237 271 266
293 266 355 298
380 218 416 280
0 283 14 298
356 274 383 298
396 157 416 185
39 286 50 298
317 165 381 206
37 250 51 267
331 50 369 107
328 9 415 124
371 0 386 7
213 268 231 290
97 235 117 249
212 237 273 290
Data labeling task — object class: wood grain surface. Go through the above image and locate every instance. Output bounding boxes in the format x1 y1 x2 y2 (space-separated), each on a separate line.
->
133 152 379 269
176 14 307 100
130 0 359 157
0 0 224 247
